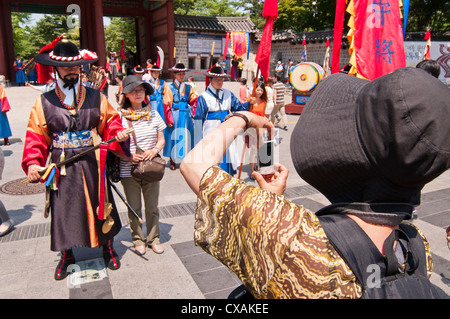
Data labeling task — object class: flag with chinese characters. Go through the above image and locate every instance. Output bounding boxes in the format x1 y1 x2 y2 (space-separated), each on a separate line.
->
346 0 406 80
230 32 248 59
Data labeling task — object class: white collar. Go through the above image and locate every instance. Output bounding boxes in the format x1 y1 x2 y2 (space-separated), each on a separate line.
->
175 79 185 91
57 76 80 106
207 84 223 97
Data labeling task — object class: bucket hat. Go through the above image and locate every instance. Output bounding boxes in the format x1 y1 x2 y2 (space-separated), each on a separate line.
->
122 75 154 95
291 67 450 207
34 39 98 67
204 65 230 78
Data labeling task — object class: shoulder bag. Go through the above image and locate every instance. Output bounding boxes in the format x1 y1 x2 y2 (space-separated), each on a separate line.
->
127 119 166 182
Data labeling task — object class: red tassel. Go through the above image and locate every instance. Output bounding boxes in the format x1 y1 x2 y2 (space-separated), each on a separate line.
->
262 0 278 19
36 35 64 84
205 65 214 87
302 39 307 46
424 29 431 40
326 38 330 47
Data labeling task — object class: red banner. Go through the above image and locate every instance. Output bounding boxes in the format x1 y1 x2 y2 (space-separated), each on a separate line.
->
354 0 406 80
231 32 248 59
332 0 347 74
255 18 274 82
224 32 230 60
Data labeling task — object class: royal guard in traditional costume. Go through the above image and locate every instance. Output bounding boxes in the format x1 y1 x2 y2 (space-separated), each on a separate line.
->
22 37 131 281
194 65 250 175
143 61 173 123
13 54 27 86
164 63 198 170
133 65 145 78
106 51 120 85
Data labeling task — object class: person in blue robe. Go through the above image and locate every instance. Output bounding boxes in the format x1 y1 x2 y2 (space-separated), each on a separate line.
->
164 63 198 170
194 65 250 175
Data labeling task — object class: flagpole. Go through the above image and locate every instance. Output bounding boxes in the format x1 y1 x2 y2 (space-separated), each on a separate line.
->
238 64 259 179
238 0 278 179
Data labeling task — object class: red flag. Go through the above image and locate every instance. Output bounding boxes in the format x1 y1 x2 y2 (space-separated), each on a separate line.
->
255 0 278 82
353 0 406 80
120 39 126 60
332 0 347 73
422 29 431 60
231 32 248 59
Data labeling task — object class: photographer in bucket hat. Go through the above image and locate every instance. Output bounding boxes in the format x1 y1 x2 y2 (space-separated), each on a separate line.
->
181 67 449 298
22 37 130 281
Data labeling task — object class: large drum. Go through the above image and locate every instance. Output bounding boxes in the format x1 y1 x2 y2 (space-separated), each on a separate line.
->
289 62 324 92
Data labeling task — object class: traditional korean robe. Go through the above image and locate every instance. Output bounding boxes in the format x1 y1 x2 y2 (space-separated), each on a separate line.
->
145 77 173 122
22 84 129 252
163 80 197 162
194 84 250 175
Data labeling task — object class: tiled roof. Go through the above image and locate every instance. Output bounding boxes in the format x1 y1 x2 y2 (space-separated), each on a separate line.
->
256 29 337 43
175 15 257 33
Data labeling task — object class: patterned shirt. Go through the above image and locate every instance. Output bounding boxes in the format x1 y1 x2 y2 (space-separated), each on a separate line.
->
194 165 433 299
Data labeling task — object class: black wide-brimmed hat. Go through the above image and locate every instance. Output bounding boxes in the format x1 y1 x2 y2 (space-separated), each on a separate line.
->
133 65 145 74
34 39 98 67
169 63 190 73
122 75 154 95
149 64 162 72
291 67 450 207
204 65 230 78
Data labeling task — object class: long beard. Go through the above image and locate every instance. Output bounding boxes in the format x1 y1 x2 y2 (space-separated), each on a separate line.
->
63 74 79 88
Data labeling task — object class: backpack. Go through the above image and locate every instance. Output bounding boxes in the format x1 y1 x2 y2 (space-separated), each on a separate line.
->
317 209 441 299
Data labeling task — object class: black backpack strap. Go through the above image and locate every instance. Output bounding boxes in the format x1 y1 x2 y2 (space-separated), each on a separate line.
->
399 223 428 276
318 214 386 286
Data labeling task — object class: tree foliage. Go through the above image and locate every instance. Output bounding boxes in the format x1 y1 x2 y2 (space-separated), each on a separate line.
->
174 0 247 17
407 0 449 33
104 17 136 55
10 0 449 60
12 13 79 59
274 0 449 33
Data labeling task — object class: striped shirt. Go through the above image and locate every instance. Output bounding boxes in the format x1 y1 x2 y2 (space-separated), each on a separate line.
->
272 81 286 105
119 109 166 177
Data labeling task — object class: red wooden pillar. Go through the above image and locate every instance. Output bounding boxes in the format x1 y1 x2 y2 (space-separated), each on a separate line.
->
166 0 175 71
0 0 15 81
80 0 95 53
145 10 153 64
92 0 106 67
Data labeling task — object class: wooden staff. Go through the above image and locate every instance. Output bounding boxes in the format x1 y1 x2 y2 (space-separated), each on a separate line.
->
109 180 143 224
